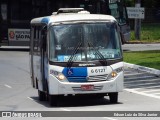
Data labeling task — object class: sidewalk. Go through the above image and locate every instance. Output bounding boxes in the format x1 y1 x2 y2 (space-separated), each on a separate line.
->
124 62 160 77
122 43 160 51
0 46 29 51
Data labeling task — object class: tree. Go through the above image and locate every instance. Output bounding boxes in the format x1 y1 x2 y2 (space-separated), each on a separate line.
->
125 0 160 8
125 0 134 7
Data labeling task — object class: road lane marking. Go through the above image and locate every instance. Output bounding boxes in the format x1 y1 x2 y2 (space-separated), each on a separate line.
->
124 89 160 99
125 76 155 80
4 84 12 88
126 85 160 90
124 72 148 76
124 82 160 87
60 108 71 111
142 89 160 93
103 117 118 120
27 97 34 101
153 93 160 95
124 78 160 83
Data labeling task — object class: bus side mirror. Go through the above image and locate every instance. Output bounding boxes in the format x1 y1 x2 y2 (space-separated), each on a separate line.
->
120 33 125 45
118 26 130 44
117 26 125 45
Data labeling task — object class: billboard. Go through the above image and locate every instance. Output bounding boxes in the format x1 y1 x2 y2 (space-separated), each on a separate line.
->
8 29 30 41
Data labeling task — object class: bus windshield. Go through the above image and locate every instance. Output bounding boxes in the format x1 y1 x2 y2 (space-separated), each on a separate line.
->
49 22 122 62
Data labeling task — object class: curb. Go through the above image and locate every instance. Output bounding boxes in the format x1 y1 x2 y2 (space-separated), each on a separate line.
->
124 62 160 77
125 42 160 44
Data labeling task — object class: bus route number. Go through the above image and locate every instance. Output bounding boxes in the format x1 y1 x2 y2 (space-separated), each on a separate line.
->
91 68 105 73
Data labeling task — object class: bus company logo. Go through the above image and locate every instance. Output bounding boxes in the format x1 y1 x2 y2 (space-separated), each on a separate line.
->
9 31 15 39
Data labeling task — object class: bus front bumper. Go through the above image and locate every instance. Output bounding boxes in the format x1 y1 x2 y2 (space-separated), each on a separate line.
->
48 72 123 95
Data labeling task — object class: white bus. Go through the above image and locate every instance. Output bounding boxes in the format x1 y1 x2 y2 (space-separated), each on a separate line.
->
30 8 124 106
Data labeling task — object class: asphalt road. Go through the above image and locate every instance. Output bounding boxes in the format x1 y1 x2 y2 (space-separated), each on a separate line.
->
0 50 160 120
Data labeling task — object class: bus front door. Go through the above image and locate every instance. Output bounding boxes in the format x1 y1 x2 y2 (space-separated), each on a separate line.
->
40 27 48 92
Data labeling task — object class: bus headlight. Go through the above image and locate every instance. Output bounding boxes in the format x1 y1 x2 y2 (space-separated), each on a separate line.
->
50 70 67 82
107 71 118 80
57 74 65 80
107 67 123 80
111 71 117 77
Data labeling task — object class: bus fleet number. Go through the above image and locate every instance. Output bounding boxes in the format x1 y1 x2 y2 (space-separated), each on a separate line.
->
91 68 105 73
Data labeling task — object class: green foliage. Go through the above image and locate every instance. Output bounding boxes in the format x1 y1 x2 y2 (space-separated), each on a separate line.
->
125 0 134 7
124 50 160 70
142 0 154 8
125 0 160 8
130 23 160 42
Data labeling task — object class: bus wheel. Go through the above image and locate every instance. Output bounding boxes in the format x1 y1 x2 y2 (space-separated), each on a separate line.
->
108 92 118 103
49 95 58 106
38 90 46 101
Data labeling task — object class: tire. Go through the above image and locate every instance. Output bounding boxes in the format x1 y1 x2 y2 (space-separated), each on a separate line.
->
38 90 46 101
109 92 118 103
49 95 59 106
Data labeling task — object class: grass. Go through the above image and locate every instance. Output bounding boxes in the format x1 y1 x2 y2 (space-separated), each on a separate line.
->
124 23 160 69
130 23 160 42
123 50 160 70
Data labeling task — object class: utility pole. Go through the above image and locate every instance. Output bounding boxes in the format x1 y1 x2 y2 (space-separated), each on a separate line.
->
134 0 141 40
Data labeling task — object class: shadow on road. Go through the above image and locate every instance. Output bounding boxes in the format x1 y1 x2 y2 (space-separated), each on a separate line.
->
30 96 123 108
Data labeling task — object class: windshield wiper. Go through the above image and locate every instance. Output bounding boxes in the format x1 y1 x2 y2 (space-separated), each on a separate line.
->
67 42 82 69
88 42 107 66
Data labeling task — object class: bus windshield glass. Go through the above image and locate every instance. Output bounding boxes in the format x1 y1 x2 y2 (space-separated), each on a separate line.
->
49 22 122 62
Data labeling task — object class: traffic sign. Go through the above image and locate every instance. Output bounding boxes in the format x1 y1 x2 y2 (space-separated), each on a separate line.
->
127 7 145 19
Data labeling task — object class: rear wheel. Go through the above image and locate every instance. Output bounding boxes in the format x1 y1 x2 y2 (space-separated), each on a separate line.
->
109 92 118 103
49 95 59 106
38 90 46 101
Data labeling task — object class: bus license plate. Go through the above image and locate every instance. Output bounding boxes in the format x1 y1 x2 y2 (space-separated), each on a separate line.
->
81 85 94 91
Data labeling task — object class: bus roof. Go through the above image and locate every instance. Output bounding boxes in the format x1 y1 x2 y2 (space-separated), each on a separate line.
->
31 10 116 25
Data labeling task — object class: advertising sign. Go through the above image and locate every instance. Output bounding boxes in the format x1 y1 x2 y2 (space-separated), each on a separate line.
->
8 29 30 41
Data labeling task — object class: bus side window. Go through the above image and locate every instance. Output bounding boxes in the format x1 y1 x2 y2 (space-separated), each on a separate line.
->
37 27 41 53
33 26 39 55
33 26 36 53
41 26 47 51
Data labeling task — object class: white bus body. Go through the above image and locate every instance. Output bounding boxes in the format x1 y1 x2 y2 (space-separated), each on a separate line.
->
30 8 124 106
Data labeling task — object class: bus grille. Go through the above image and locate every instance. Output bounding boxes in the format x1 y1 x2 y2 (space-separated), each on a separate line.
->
87 74 108 82
72 86 103 91
67 74 108 82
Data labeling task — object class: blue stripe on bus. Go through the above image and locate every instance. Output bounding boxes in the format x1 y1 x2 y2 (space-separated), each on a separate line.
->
41 18 50 24
62 67 87 82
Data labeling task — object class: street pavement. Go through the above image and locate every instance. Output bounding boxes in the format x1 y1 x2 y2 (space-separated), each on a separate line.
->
124 67 160 100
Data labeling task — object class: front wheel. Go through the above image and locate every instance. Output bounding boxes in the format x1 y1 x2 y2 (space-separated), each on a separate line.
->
38 90 46 101
49 95 59 106
108 92 118 103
